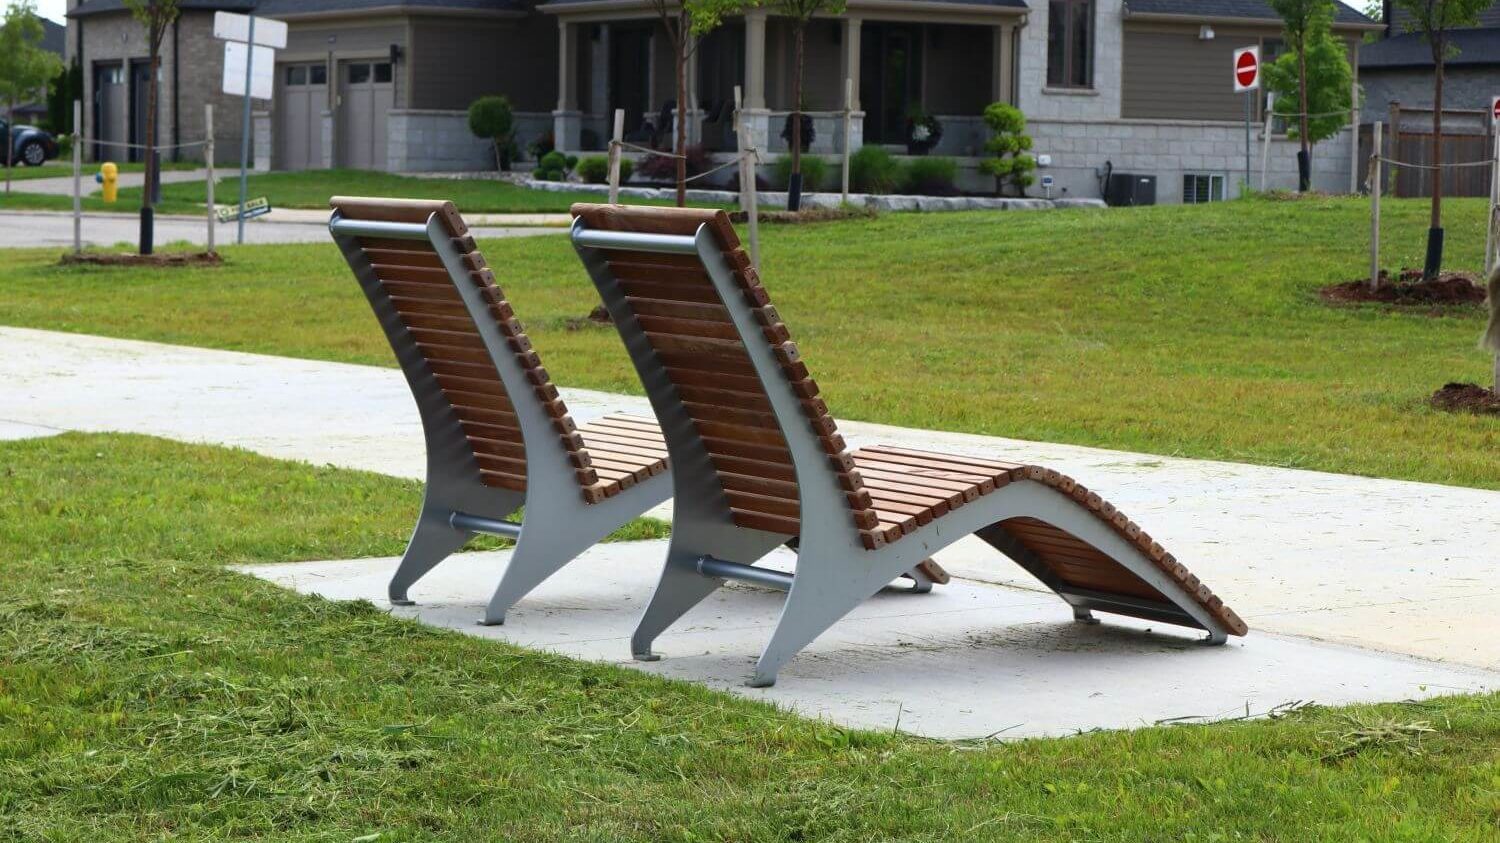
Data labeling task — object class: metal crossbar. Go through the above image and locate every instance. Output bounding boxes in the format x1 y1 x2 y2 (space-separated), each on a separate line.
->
328 218 431 241
572 229 699 255
450 511 523 539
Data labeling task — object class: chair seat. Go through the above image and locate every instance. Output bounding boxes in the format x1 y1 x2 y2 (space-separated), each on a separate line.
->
576 414 669 499
852 445 1246 637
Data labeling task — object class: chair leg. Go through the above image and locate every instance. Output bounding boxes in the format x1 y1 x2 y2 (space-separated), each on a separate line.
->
748 567 873 688
631 549 724 661
388 514 472 606
480 535 580 626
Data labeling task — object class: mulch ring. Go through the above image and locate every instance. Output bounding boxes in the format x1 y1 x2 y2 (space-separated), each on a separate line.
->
60 251 222 268
726 207 876 225
1321 269 1487 308
1430 382 1500 416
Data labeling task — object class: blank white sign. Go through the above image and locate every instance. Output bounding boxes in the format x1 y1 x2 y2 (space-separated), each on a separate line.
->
213 11 288 49
222 42 275 100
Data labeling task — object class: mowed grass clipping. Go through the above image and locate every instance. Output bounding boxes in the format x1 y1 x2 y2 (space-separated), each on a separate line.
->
4 432 1500 840
0 194 1496 489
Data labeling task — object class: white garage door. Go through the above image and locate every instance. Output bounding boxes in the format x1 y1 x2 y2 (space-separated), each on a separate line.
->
338 60 393 171
275 63 327 171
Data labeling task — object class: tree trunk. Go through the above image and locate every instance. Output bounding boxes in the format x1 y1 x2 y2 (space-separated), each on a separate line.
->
1426 36 1446 280
5 100 14 195
146 52 159 209
674 13 687 208
1297 34 1310 190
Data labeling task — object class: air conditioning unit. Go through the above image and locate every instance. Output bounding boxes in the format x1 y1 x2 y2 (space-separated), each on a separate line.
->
1104 173 1157 207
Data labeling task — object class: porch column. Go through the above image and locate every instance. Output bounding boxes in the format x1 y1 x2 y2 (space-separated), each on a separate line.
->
742 9 770 150
554 19 583 151
993 22 1015 105
840 16 864 152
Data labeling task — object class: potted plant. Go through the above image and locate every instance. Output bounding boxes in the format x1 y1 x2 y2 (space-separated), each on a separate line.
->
905 107 943 156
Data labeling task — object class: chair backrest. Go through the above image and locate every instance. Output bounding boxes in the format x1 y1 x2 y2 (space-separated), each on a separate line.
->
329 196 598 498
570 203 889 548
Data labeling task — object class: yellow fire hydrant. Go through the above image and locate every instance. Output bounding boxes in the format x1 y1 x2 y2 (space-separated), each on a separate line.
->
98 162 119 203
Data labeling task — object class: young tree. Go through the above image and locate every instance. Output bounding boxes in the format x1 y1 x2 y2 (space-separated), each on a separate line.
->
763 0 845 211
645 0 744 206
1267 0 1349 191
0 0 64 195
124 0 180 252
1394 0 1496 279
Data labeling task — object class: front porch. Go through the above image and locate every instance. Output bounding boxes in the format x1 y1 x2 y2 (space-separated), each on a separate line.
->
543 2 1024 163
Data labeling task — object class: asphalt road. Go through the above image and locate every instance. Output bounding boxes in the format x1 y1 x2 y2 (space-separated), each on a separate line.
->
0 211 563 249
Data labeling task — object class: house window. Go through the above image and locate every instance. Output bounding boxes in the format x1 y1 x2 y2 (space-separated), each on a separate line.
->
310 65 327 86
285 65 306 86
374 62 393 84
1047 0 1093 88
1182 174 1226 204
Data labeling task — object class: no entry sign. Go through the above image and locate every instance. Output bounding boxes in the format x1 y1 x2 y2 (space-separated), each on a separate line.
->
1233 46 1260 93
1492 96 1500 125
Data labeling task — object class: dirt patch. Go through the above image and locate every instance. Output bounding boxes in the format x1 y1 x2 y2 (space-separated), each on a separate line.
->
726 206 877 225
60 251 222 268
1430 382 1500 416
1321 270 1486 307
565 304 613 331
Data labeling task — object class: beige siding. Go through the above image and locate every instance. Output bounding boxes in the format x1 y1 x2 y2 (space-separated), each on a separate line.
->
408 16 556 112
1122 25 1272 121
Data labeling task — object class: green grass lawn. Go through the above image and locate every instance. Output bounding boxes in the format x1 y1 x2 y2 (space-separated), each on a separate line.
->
1 194 1494 489
0 159 198 182
5 432 1500 840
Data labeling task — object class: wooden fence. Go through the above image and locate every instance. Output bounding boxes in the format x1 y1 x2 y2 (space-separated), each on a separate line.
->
1358 103 1495 198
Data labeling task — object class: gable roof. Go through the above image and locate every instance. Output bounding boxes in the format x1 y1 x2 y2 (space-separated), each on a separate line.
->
541 0 1026 9
1360 27 1500 69
1124 0 1378 28
40 18 65 55
69 0 519 17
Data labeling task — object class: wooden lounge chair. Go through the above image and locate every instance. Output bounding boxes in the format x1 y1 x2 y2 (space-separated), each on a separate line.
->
328 196 676 624
328 197 943 622
569 203 1248 687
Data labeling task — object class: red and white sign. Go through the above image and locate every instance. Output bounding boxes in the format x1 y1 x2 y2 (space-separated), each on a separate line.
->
1492 96 1500 125
1233 46 1260 93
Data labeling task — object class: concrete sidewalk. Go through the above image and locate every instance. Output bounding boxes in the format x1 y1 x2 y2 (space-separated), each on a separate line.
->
0 210 564 248
5 325 1499 674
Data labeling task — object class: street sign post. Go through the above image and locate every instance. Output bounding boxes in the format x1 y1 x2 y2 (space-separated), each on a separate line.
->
1234 46 1261 193
213 11 284 246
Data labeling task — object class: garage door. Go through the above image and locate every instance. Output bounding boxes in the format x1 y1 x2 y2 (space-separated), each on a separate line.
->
338 60 393 171
275 63 327 171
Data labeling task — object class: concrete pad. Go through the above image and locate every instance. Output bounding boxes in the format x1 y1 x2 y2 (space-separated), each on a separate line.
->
6 328 1500 671
241 542 1500 739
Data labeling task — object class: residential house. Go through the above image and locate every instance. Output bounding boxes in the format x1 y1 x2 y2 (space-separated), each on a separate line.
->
65 0 1383 203
66 0 555 170
543 0 1381 201
1359 2 1500 122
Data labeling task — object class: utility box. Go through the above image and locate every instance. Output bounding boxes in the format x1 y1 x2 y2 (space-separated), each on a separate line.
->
1104 173 1157 207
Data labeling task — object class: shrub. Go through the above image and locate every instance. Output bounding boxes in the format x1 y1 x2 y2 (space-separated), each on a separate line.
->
981 102 1035 197
637 144 711 183
849 146 902 194
527 132 554 161
467 96 514 171
902 156 959 196
576 155 635 185
772 154 828 192
534 150 576 182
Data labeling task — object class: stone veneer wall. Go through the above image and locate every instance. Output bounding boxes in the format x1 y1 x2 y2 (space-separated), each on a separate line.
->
1027 120 1356 202
387 110 552 172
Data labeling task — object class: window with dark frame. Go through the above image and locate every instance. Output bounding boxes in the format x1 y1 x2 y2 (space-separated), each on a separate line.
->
1047 0 1094 88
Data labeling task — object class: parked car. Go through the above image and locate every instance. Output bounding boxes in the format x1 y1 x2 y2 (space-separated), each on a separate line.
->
2 119 60 167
